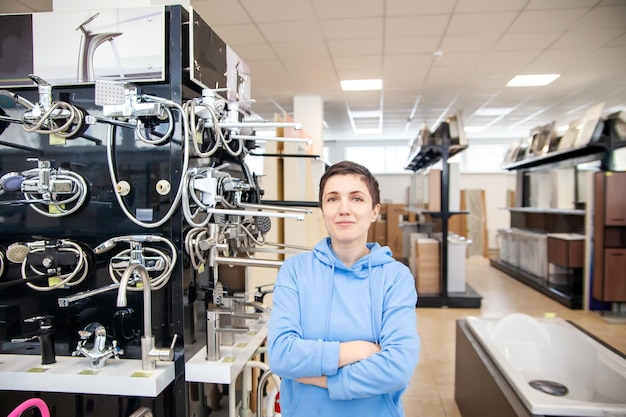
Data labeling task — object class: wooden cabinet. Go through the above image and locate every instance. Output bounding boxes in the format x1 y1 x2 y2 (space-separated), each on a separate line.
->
593 172 626 302
548 234 584 268
547 233 584 307
600 249 626 301
605 173 626 225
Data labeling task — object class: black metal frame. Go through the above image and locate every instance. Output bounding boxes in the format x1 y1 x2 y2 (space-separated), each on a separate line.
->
405 123 481 308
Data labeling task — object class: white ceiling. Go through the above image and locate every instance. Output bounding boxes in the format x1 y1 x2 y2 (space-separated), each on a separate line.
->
4 0 626 143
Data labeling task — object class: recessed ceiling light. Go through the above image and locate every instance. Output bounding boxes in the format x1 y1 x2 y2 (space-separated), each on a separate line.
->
340 79 382 91
354 127 382 135
349 110 382 118
507 74 560 87
474 108 513 117
464 126 486 133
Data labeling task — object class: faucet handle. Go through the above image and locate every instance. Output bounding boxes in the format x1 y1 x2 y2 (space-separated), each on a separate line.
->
24 315 54 329
112 340 124 359
77 329 92 340
149 333 178 362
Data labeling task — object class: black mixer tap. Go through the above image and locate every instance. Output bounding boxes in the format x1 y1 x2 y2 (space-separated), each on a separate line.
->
11 315 56 365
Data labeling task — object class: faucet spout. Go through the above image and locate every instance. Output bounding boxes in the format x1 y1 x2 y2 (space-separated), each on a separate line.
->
76 13 123 82
72 323 123 369
11 315 56 365
116 263 152 341
115 262 176 371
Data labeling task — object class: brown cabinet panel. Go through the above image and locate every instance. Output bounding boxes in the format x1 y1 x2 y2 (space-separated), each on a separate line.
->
593 172 626 302
548 235 584 268
605 172 626 226
601 249 626 302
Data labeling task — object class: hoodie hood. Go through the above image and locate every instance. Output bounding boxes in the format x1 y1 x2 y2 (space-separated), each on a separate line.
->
312 237 396 277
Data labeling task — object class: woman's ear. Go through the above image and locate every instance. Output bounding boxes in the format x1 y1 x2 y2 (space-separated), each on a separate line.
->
372 203 381 222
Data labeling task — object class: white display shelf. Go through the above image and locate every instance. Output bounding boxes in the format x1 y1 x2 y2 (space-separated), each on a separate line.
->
0 353 175 397
185 316 269 384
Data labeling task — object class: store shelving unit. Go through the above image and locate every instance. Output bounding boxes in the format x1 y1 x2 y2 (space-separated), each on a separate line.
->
490 113 626 309
405 122 481 308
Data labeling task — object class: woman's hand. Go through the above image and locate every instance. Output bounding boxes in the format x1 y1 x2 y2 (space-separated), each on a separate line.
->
338 340 381 368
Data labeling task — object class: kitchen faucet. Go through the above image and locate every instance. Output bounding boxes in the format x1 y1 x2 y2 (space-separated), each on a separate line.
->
116 261 177 371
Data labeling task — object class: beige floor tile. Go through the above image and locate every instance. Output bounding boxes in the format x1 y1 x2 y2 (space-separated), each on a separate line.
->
402 396 447 417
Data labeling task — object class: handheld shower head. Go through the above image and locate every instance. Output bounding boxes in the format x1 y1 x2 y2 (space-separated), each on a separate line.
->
0 172 25 192
6 243 31 263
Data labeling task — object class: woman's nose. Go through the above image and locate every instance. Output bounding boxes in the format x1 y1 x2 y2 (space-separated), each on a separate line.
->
338 198 350 213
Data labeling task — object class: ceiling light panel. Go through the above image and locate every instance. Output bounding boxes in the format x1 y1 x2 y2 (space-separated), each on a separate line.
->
474 107 514 116
507 74 560 87
349 110 382 119
340 79 383 91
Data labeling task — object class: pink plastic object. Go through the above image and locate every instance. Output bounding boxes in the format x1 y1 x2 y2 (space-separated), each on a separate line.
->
7 398 50 417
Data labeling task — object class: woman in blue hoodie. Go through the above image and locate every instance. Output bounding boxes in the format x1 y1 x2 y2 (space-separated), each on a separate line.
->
268 160 420 417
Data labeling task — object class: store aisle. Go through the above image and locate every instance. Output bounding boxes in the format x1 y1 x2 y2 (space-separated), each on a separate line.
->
403 256 626 417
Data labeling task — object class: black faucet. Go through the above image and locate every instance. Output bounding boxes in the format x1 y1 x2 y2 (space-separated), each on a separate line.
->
11 315 56 365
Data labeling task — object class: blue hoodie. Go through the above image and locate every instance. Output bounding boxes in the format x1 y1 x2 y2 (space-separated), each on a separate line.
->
268 238 420 417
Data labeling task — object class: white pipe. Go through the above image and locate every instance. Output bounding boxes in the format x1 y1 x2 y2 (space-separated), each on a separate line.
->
204 121 301 129
231 134 311 145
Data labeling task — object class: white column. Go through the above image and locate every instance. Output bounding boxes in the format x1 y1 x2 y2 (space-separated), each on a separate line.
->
286 95 327 249
293 95 324 156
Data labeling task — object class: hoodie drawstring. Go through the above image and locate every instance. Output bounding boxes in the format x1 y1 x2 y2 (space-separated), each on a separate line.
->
367 257 380 345
324 263 335 341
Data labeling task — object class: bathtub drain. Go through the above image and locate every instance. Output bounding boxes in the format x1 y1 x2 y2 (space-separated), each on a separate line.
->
529 380 569 396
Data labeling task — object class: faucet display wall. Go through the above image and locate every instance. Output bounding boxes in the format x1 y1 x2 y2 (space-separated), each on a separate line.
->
0 6 302 417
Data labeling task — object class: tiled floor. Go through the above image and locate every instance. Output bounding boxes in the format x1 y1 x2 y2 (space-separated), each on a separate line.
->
403 256 626 417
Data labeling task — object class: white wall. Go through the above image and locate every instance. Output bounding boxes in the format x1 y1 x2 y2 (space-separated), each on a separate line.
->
376 174 411 204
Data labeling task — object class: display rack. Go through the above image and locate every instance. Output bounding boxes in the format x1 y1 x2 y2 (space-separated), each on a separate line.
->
405 122 481 308
490 113 626 309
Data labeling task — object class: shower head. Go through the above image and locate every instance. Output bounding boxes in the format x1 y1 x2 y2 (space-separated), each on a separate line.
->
0 172 25 192
255 216 272 234
6 243 31 263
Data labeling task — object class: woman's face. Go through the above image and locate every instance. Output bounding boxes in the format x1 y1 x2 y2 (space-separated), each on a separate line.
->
321 174 380 246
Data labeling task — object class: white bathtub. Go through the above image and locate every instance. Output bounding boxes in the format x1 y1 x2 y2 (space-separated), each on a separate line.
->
465 314 626 417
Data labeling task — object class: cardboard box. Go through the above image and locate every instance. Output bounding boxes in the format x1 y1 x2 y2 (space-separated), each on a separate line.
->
385 203 417 259
370 203 387 245
427 169 441 211
410 235 440 294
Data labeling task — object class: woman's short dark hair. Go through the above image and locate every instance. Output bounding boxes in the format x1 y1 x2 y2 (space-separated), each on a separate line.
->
318 160 380 208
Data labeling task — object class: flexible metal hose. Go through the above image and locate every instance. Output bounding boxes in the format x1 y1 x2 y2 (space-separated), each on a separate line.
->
105 98 190 228
21 168 88 217
22 240 89 291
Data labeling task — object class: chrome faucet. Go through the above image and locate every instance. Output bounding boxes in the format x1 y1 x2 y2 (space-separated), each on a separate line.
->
76 13 123 82
116 262 177 371
72 322 123 369
205 308 249 361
